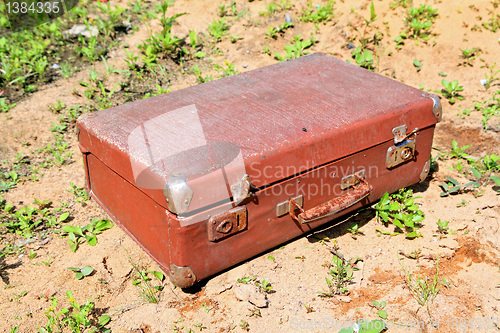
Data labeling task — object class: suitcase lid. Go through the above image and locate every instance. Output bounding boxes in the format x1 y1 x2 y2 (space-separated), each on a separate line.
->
77 53 440 216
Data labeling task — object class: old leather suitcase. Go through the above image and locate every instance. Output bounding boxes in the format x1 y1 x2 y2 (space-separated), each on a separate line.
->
77 53 442 288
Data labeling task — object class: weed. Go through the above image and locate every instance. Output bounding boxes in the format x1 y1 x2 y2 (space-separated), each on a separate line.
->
436 79 464 104
459 47 480 66
208 18 229 42
265 22 293 39
350 47 375 71
273 34 315 61
390 0 412 9
1 200 69 238
217 61 240 77
67 182 90 203
0 171 19 193
413 59 423 72
319 245 361 296
48 100 66 113
239 320 250 331
481 63 500 90
259 0 291 17
38 292 111 332
193 323 207 331
67 266 94 280
440 176 480 197
28 250 37 259
237 276 273 293
372 300 387 319
346 223 364 239
490 175 500 194
482 6 500 32
398 255 441 322
0 98 16 112
247 307 261 317
129 257 165 303
436 220 449 234
300 1 335 24
374 188 424 238
61 218 113 252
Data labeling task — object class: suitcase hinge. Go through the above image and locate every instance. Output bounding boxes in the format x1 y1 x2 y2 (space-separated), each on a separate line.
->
163 173 193 215
230 174 252 203
386 125 418 169
208 206 247 242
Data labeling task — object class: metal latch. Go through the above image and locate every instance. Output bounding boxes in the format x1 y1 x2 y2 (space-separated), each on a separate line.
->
386 125 418 169
341 170 365 190
208 206 247 242
276 195 304 217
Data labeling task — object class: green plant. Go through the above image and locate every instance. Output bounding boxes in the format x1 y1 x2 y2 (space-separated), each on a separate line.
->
67 182 90 203
320 246 361 296
404 4 438 40
129 257 165 303
237 276 273 293
0 171 19 193
436 219 449 234
61 218 113 252
374 188 424 238
38 292 110 333
481 63 500 90
398 255 441 322
459 47 479 66
436 79 464 104
439 176 480 197
207 18 229 42
472 89 499 130
247 307 262 317
0 98 16 112
413 59 423 72
390 0 412 9
300 1 335 24
490 175 500 194
482 6 500 32
449 140 472 160
350 47 375 71
67 266 94 280
29 250 37 259
265 22 293 39
239 320 250 331
273 34 315 61
346 223 364 239
372 300 387 319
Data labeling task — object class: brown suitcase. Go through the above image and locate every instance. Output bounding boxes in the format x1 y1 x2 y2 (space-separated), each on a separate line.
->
77 53 441 288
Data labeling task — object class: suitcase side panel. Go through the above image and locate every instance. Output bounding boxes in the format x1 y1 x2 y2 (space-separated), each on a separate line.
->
85 154 171 271
167 126 436 284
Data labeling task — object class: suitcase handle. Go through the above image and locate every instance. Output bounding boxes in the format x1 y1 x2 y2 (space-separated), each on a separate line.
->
295 176 373 224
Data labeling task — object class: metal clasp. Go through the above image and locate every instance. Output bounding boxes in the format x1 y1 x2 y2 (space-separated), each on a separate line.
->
276 195 304 217
386 126 418 169
341 170 366 190
208 206 247 242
